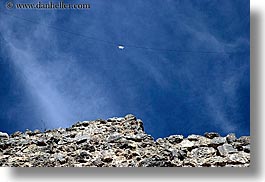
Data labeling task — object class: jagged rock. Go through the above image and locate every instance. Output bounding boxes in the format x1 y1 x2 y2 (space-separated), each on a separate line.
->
75 135 89 145
125 134 147 142
0 115 250 167
25 129 33 136
54 153 67 164
107 117 125 122
243 145 250 153
48 136 60 144
136 119 144 131
168 135 184 144
177 150 187 160
227 152 250 164
217 144 238 156
204 132 220 139
226 133 237 143
36 139 47 146
139 155 176 167
155 138 165 145
107 133 122 143
203 156 227 167
209 137 226 147
33 129 41 135
0 132 9 140
190 147 216 158
179 139 194 149
232 142 244 151
187 134 201 141
11 131 22 137
187 135 211 147
102 156 113 163
237 136 250 145
124 114 136 121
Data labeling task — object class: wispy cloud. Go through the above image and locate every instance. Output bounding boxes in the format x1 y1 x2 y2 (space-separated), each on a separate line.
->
0 12 116 130
206 95 236 132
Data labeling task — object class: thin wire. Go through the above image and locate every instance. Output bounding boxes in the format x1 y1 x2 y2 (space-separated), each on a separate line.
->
0 11 117 46
0 10 248 54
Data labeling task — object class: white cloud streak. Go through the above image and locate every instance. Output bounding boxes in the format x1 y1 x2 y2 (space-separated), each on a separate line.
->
0 12 116 129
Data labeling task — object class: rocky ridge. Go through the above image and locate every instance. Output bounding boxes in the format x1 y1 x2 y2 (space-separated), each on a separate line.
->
0 114 250 167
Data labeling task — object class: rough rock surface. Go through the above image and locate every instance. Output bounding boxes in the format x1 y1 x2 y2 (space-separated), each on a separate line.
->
0 115 250 167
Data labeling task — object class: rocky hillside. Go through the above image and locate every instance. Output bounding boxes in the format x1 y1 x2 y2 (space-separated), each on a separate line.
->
0 114 250 167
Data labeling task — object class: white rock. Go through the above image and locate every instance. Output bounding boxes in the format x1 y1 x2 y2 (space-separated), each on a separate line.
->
108 117 124 122
0 132 9 139
180 140 194 148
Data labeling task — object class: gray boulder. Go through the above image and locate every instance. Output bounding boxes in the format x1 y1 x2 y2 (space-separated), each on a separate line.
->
217 144 238 156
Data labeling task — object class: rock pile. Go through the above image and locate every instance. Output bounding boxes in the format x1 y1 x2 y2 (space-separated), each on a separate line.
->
0 114 250 167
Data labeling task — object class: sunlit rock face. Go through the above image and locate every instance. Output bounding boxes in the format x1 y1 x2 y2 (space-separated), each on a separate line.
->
0 114 250 167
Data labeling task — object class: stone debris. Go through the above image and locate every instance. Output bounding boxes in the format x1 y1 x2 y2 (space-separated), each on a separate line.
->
0 114 250 167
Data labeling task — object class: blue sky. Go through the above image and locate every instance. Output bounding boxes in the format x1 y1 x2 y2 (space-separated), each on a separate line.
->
0 0 249 139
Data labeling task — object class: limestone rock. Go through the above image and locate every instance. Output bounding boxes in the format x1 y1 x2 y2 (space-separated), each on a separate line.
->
0 115 250 167
217 144 238 156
